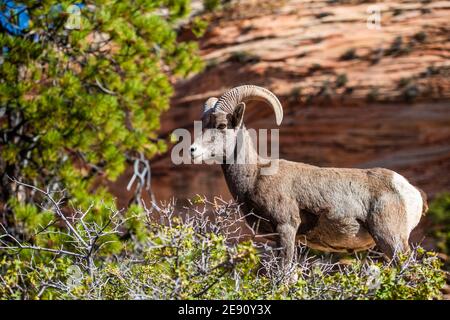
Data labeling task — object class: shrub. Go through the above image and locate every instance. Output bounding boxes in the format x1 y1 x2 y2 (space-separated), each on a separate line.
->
413 31 427 43
228 51 261 64
402 84 419 102
335 74 348 88
0 190 445 300
427 193 450 269
204 0 221 12
340 48 357 61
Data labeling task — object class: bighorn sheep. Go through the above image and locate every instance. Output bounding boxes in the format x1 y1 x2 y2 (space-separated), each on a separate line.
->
189 85 427 264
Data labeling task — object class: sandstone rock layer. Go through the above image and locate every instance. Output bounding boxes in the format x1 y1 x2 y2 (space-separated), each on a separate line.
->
116 0 450 204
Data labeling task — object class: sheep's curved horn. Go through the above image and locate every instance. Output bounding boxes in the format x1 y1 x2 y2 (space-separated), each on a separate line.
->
214 85 283 125
202 97 218 117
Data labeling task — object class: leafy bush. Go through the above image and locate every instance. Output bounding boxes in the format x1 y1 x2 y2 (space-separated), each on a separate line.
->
203 0 221 12
0 191 445 300
427 193 450 269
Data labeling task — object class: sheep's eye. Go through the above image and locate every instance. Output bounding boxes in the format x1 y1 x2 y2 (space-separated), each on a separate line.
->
217 124 227 130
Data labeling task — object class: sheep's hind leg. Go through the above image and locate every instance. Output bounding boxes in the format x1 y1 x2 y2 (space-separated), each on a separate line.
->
367 204 410 260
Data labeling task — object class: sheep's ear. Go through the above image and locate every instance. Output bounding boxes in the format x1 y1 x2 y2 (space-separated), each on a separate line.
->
231 102 246 128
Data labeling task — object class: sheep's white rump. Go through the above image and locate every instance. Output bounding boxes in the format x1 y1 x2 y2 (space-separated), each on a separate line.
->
391 172 423 234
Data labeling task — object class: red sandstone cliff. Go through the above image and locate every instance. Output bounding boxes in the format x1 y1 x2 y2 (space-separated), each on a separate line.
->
110 0 450 206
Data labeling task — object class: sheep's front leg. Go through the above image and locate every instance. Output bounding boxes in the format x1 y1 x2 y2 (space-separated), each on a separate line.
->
276 223 297 269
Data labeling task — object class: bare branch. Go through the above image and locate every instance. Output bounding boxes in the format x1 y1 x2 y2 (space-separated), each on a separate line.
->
9 178 89 248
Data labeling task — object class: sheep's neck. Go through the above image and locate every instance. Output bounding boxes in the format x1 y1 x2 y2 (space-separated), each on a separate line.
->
221 129 262 199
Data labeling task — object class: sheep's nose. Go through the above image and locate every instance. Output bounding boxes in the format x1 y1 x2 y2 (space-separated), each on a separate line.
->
190 146 196 154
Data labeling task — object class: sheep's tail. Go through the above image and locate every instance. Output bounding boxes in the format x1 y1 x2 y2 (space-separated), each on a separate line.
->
416 187 428 216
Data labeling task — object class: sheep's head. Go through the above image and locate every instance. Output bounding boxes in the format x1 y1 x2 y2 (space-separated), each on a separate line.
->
189 85 283 162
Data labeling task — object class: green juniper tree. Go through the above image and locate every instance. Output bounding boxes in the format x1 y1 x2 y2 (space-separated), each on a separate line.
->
0 1 204 226
0 1 211 289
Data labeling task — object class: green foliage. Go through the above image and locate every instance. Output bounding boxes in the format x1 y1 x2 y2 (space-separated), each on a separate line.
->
191 17 209 38
0 256 75 300
428 193 450 265
203 0 221 12
0 1 204 216
369 249 445 300
0 201 445 300
335 73 348 88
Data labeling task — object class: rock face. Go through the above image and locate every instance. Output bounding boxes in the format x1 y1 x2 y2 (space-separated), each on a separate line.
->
115 0 450 205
